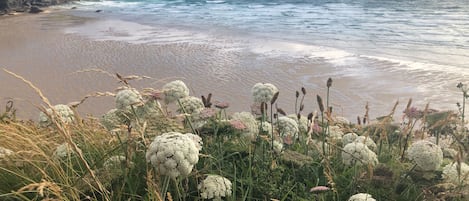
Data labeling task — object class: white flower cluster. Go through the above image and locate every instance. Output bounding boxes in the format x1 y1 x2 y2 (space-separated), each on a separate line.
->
0 146 13 159
342 133 358 145
146 132 200 178
287 114 309 135
198 175 232 201
348 193 376 201
231 112 258 140
327 125 344 141
407 140 443 171
442 162 469 186
342 142 378 167
163 80 190 103
277 116 299 141
185 133 203 151
103 155 127 170
101 109 124 131
53 143 79 159
259 121 273 137
178 96 204 114
115 88 143 110
38 104 75 127
271 140 284 154
251 83 278 103
354 136 377 152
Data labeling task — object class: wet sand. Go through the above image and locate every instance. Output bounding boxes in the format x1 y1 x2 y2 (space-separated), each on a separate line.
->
0 10 462 121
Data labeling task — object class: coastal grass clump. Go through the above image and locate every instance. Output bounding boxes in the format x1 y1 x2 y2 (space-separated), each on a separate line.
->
1 69 469 201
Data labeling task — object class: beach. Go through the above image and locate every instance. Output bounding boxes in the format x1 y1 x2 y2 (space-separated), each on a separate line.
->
0 8 466 121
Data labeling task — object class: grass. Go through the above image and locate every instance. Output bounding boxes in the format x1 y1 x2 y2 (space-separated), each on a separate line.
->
0 70 468 201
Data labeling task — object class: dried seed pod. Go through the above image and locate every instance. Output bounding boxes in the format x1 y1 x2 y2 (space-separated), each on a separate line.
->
327 78 332 88
271 91 279 105
316 95 324 113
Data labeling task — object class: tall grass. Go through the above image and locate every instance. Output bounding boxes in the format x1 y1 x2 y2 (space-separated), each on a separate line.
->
1 70 468 200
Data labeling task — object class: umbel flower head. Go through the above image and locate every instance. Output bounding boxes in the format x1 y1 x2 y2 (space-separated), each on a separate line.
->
115 88 144 110
442 162 469 185
53 143 80 159
177 96 204 114
231 112 258 140
277 116 299 143
101 108 125 131
162 80 190 103
198 175 232 201
38 104 75 127
146 132 200 178
354 136 377 152
348 193 376 201
407 140 443 171
342 142 378 167
251 82 279 103
342 132 358 145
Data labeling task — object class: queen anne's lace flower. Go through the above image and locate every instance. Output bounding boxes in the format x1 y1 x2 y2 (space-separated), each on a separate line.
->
101 109 125 131
0 147 13 158
327 125 344 141
271 140 284 154
288 114 309 136
354 136 377 152
442 162 469 185
348 193 376 201
54 143 80 159
231 112 258 140
407 140 443 171
342 133 358 145
251 83 278 103
277 116 299 142
38 104 75 127
259 121 273 137
103 155 127 169
198 175 232 201
342 142 378 167
115 88 143 110
163 80 190 103
177 96 204 114
146 132 199 178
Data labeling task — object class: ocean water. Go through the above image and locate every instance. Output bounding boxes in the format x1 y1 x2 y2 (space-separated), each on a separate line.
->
59 0 468 119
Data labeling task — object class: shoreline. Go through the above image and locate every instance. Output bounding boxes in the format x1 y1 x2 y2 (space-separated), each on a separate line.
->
0 10 464 122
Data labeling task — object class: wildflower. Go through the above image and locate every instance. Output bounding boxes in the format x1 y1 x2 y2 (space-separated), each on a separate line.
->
146 132 200 178
101 108 125 131
403 107 423 119
310 186 330 193
407 140 443 171
115 88 143 110
259 121 273 137
277 116 299 144
53 143 80 159
348 193 376 201
214 101 229 109
327 125 344 141
198 108 217 119
271 140 284 155
177 96 204 114
342 142 378 167
0 147 13 159
354 136 377 152
251 83 279 104
287 114 308 135
185 133 203 151
103 155 127 170
38 104 75 127
442 162 469 185
162 80 190 103
229 119 247 130
342 133 358 145
198 175 232 201
231 112 258 140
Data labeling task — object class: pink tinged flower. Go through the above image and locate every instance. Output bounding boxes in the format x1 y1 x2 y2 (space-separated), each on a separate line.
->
283 135 293 145
229 119 247 130
215 101 230 109
199 108 217 119
310 186 330 193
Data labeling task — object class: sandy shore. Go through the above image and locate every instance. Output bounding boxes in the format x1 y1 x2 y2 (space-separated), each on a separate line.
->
0 10 463 121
